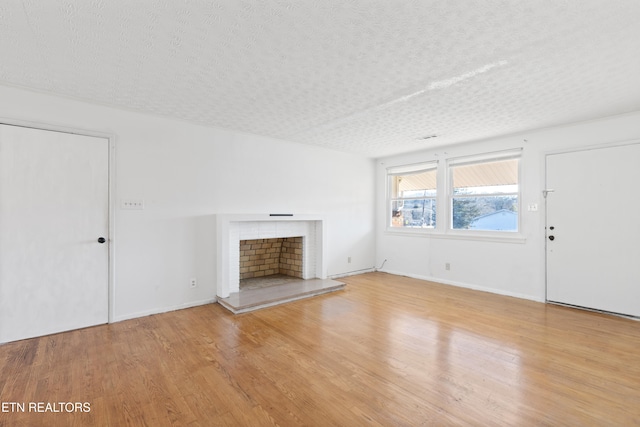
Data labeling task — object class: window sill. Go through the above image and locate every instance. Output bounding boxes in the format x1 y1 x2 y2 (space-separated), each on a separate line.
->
384 228 526 244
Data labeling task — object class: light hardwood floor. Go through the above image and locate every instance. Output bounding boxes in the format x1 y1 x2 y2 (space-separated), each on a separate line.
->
1 272 639 426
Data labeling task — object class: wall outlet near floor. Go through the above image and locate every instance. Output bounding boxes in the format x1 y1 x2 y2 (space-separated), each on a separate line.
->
190 278 197 288
348 256 352 263
445 263 451 271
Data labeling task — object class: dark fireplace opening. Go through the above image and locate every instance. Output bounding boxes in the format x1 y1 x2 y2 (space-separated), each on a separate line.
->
239 237 303 289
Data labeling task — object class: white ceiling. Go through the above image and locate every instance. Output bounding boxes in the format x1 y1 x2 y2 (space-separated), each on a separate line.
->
1 1 639 158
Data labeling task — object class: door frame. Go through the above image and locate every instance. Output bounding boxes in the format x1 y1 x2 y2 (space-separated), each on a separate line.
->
543 137 640 308
0 117 116 324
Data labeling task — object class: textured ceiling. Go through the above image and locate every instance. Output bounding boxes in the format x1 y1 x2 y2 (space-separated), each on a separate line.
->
1 1 639 158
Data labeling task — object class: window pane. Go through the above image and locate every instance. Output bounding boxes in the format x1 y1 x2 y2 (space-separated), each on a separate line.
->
452 196 518 231
391 169 437 198
391 199 436 228
454 184 518 195
453 159 518 195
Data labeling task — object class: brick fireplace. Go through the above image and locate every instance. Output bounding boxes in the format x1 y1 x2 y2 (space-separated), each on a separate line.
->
239 237 303 281
215 214 325 298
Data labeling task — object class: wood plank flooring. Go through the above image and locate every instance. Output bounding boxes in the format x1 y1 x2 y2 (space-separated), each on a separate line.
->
1 272 639 426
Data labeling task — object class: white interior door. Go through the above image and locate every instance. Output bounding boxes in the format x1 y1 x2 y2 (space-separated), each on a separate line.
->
0 124 109 343
546 143 640 317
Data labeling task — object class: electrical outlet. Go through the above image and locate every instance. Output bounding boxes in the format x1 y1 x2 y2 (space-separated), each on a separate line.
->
348 257 352 263
445 263 450 271
190 278 197 288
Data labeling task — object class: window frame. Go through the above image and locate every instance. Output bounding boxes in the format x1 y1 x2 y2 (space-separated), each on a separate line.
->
386 161 438 232
447 150 522 235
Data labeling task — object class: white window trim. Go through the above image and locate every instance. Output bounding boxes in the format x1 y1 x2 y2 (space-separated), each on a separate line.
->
387 161 438 175
446 148 522 167
384 149 526 244
446 149 523 238
386 161 438 233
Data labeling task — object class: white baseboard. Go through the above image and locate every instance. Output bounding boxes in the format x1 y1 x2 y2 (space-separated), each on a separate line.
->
112 297 218 323
378 269 544 303
328 268 375 279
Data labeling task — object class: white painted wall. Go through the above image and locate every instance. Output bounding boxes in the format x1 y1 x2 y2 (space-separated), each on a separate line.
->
0 85 375 322
376 111 640 301
3 83 637 326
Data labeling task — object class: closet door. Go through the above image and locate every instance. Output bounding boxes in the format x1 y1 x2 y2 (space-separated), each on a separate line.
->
546 143 640 317
0 124 109 343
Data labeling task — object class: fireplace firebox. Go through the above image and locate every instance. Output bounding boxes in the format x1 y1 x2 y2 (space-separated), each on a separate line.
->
239 237 303 283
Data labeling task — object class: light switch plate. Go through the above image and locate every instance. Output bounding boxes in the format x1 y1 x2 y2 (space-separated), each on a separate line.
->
121 199 144 210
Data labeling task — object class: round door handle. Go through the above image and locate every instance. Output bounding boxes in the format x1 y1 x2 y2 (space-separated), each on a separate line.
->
97 237 106 244
548 235 555 241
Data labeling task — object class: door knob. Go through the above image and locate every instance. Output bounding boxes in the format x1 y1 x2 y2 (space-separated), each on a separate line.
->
97 237 106 244
548 235 555 241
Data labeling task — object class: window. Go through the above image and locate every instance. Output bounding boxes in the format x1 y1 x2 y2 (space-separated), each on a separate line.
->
388 163 437 229
449 153 520 232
